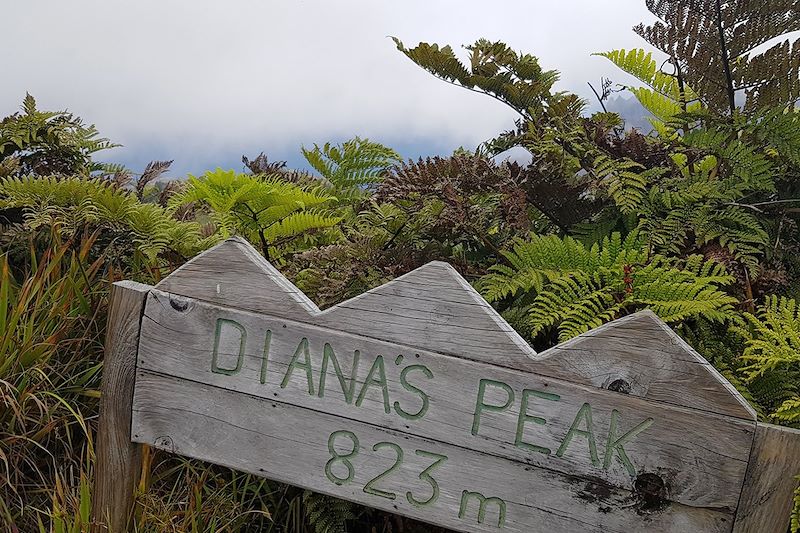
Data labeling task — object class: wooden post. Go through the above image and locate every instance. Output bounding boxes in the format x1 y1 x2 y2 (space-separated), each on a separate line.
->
733 423 800 532
92 281 151 533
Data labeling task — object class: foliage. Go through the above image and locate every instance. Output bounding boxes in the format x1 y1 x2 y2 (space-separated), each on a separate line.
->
394 38 608 232
733 296 800 426
0 175 203 272
303 491 357 533
479 232 736 343
634 0 800 115
594 48 702 130
393 38 567 122
0 235 105 528
290 153 555 307
0 94 120 177
3 2 800 530
168 168 341 262
302 137 401 200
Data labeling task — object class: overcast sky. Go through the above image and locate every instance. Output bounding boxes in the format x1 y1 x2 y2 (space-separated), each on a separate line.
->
2 1 656 176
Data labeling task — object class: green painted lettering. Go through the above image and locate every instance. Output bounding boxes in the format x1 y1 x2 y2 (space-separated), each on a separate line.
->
356 355 391 413
281 337 315 395
459 490 506 528
556 402 599 466
260 330 271 384
407 450 447 508
363 441 403 500
318 344 360 403
211 318 246 376
514 388 560 455
393 364 433 421
603 409 654 476
325 430 359 485
471 379 514 436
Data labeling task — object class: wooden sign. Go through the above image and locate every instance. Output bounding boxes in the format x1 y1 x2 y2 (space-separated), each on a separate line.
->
92 237 800 533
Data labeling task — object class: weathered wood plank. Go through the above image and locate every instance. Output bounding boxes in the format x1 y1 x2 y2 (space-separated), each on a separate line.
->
130 236 800 532
533 311 756 420
156 237 319 320
92 280 151 533
136 288 755 514
315 261 537 368
154 237 754 420
133 370 735 533
733 423 800 532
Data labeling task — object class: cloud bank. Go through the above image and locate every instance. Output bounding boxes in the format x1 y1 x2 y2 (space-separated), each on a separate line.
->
2 1 656 175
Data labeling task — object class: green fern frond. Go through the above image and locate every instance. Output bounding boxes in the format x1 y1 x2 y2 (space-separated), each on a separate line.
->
480 232 735 342
302 491 356 533
302 137 400 199
394 38 565 120
0 175 201 265
775 398 800 424
594 48 702 130
593 155 651 214
733 296 800 426
169 168 340 260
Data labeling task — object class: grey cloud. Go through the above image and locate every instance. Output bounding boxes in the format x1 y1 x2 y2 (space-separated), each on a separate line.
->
1 0 656 174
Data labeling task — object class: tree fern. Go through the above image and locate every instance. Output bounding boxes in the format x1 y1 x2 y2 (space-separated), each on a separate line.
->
0 94 120 176
594 48 702 128
393 38 566 122
593 155 652 214
302 137 400 199
634 0 800 115
0 175 201 264
733 295 800 426
479 232 736 343
168 168 341 261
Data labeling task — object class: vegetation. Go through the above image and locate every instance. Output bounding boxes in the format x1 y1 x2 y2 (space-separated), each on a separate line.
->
1 1 799 531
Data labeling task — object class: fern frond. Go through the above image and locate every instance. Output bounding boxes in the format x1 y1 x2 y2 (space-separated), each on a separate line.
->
481 232 735 342
302 491 356 533
169 168 340 260
302 137 400 199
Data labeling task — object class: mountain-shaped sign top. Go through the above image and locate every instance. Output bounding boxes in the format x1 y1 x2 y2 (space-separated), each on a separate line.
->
157 237 755 421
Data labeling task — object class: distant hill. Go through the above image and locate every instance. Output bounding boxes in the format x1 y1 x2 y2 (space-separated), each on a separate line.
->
604 93 654 133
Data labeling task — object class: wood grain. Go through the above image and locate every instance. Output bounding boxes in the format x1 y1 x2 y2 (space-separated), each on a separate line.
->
92 280 151 533
127 236 800 532
136 288 755 515
733 422 800 532
155 237 754 420
315 261 537 368
156 237 319 320
133 370 736 533
532 311 756 420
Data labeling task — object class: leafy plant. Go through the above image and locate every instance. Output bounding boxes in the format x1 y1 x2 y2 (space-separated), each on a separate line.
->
0 94 120 177
480 232 737 344
634 0 800 115
733 296 800 426
168 168 341 261
0 175 202 272
302 137 401 200
302 491 357 533
0 235 104 528
594 48 702 132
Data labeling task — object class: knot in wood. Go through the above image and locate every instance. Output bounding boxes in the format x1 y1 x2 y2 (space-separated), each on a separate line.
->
607 378 631 394
634 472 668 513
154 435 175 452
169 297 189 312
